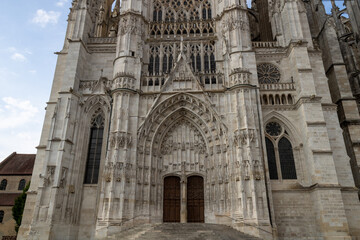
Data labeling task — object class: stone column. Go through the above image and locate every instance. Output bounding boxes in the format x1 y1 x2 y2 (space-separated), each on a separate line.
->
180 176 187 223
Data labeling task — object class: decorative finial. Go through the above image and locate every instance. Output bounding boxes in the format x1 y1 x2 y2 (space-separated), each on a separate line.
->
180 36 184 53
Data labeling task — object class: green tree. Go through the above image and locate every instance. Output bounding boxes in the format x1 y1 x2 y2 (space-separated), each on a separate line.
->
12 182 30 233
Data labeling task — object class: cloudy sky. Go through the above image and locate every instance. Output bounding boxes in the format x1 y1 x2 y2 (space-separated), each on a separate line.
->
0 0 69 160
0 1 340 161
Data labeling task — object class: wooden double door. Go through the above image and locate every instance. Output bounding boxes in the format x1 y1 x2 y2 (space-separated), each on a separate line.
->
163 176 204 223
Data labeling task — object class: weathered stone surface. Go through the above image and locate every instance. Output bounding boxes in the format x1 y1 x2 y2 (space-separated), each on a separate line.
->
16 0 360 239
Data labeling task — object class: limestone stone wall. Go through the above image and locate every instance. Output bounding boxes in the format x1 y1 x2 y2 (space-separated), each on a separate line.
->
0 206 17 239
17 0 360 239
272 189 317 239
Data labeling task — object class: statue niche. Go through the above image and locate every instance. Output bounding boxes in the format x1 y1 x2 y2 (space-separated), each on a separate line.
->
95 0 120 37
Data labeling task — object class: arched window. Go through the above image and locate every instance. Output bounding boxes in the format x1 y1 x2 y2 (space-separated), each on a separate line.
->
163 55 168 73
0 210 4 223
210 53 216 72
149 55 154 75
18 179 26 191
84 113 105 184
0 179 7 190
204 53 209 72
265 122 297 180
265 138 278 179
155 55 160 75
278 137 297 179
196 54 201 72
169 54 173 72
153 10 158 21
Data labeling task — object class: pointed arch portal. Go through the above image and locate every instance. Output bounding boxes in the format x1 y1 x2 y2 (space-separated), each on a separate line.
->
136 93 228 223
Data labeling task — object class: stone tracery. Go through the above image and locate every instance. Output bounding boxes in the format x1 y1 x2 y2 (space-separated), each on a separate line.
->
257 63 281 84
145 0 218 88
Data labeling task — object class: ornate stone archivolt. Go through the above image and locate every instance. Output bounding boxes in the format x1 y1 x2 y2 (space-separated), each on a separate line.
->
138 93 227 145
135 93 235 215
160 120 207 155
136 93 228 174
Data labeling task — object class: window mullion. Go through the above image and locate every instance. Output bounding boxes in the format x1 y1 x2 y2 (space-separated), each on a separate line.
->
274 146 282 180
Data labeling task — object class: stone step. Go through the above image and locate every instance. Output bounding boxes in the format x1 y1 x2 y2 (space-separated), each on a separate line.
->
112 223 264 240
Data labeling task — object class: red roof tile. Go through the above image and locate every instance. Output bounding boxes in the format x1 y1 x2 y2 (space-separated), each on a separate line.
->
0 193 21 206
0 152 35 175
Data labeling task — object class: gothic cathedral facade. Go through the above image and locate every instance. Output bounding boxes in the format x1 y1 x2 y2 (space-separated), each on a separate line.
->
18 0 360 239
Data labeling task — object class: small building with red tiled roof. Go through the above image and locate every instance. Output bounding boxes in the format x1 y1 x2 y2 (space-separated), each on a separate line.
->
0 152 35 240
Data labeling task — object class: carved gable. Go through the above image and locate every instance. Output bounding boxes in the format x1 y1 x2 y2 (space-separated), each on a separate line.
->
161 54 203 92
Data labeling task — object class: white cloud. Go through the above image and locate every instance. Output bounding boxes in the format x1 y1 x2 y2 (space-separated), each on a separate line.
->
0 97 43 160
56 0 68 7
29 70 37 74
11 53 27 62
0 67 18 80
25 49 33 55
0 97 39 129
0 130 40 161
32 9 61 28
7 47 17 52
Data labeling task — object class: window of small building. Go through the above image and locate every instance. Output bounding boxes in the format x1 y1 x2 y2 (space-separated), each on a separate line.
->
18 179 26 191
0 179 7 190
0 210 4 223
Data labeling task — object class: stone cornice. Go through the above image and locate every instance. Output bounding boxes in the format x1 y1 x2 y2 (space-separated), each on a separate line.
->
68 38 90 54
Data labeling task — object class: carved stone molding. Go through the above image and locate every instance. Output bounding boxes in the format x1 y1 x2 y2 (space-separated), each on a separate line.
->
160 120 207 157
103 162 128 182
252 160 261 180
110 131 132 149
83 95 111 113
234 128 256 146
221 15 250 33
227 69 251 87
119 14 144 37
39 166 56 186
111 72 136 91
59 167 68 188
243 160 251 180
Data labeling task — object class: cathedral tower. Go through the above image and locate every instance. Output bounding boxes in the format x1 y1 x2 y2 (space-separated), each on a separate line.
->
18 0 360 239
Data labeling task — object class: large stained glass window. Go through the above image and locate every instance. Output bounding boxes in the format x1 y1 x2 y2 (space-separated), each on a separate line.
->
265 137 278 179
84 114 105 184
265 122 297 180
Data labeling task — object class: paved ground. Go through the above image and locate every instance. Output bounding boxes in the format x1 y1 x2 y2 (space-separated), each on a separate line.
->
110 223 264 240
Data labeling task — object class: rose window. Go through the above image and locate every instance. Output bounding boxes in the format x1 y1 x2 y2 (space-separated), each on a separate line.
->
257 63 281 84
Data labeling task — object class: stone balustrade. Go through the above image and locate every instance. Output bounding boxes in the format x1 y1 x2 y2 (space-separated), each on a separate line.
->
252 41 279 48
259 83 296 105
260 82 295 91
